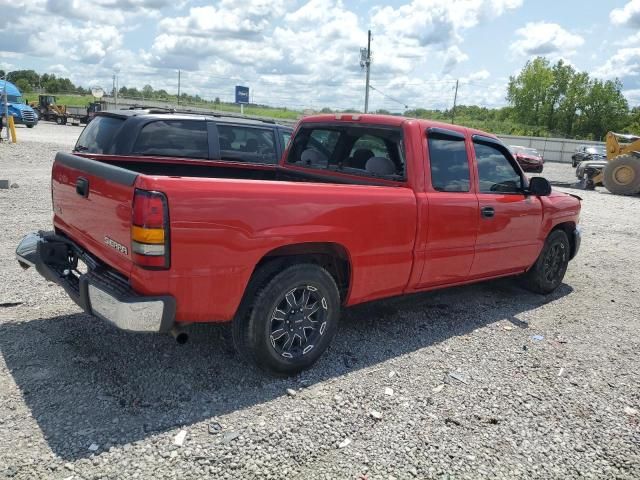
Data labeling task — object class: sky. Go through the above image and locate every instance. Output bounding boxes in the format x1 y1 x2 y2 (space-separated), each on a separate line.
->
1 0 639 112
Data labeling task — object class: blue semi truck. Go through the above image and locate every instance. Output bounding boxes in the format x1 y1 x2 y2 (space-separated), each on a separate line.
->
1 80 39 128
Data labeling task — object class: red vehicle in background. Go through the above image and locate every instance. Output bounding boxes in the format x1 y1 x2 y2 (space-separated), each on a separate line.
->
510 145 544 173
17 112 581 375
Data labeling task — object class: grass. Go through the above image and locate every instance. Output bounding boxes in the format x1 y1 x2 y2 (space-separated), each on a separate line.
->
25 94 300 120
23 93 301 120
24 94 93 107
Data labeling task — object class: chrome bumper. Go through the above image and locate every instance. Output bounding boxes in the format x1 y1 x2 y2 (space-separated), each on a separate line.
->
16 231 175 333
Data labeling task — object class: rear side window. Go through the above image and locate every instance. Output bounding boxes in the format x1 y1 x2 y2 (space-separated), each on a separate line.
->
281 130 292 149
427 133 470 192
217 125 277 164
287 125 405 180
75 116 124 154
132 120 208 159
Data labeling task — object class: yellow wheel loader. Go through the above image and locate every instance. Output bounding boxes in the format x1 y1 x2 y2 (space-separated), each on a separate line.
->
576 132 640 195
30 95 68 125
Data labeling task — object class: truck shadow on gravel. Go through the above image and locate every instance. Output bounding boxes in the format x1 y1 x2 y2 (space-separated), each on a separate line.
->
0 279 572 460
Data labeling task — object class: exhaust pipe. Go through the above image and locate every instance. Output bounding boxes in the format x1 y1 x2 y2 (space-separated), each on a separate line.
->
170 326 189 345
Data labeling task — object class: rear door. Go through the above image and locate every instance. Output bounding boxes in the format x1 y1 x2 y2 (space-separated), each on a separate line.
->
470 136 543 277
418 128 479 287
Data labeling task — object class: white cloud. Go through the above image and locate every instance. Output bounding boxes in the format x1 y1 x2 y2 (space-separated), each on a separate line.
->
594 47 640 80
617 31 640 45
610 0 640 28
623 89 640 106
45 0 172 24
442 46 469 74
510 22 584 58
0 0 523 111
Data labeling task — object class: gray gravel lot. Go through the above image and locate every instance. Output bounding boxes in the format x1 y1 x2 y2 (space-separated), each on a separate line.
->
0 122 639 479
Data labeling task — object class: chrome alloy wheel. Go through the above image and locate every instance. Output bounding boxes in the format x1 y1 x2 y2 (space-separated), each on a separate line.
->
269 285 328 359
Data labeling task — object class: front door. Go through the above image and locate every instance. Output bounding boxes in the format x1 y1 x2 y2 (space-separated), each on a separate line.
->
418 128 479 287
470 136 543 278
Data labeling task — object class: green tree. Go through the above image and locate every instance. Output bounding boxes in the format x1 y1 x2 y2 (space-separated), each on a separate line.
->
577 79 628 140
507 57 554 126
142 84 154 98
556 71 589 137
14 78 31 93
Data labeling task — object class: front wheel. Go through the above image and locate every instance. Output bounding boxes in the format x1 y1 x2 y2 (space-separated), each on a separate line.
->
522 230 570 294
233 264 340 375
26 124 34 129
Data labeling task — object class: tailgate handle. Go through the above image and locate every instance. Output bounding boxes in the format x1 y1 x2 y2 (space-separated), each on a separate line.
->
76 177 89 198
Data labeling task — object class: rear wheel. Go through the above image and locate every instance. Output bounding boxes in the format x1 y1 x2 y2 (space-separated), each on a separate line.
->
522 230 570 294
603 154 640 195
233 264 340 375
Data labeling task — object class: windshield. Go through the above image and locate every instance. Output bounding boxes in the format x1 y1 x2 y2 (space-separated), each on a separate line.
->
511 146 540 156
586 146 605 155
1 94 23 104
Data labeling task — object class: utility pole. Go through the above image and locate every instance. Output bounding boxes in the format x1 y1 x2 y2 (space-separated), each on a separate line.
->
177 70 181 106
451 79 459 124
3 72 10 140
113 69 120 109
361 30 372 114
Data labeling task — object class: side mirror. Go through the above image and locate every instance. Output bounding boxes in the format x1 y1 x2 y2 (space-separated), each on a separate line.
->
527 176 551 196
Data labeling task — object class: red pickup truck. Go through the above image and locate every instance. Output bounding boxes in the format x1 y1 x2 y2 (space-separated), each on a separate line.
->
17 112 582 375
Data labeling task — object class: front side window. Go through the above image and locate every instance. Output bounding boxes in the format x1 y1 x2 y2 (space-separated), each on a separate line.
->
287 125 405 180
427 133 470 192
217 125 277 164
474 141 523 194
132 120 208 159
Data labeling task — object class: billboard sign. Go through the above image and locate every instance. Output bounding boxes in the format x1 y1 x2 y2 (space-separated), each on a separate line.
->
235 85 249 104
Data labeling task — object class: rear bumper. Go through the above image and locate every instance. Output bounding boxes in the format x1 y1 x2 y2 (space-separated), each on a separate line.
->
16 231 175 333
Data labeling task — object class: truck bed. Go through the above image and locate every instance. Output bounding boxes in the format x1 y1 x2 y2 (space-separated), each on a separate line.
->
51 152 418 322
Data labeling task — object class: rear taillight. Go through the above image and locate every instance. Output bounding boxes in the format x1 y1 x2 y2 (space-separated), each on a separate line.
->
131 189 170 269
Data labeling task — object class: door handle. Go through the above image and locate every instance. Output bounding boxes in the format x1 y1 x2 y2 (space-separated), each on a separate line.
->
76 177 89 198
481 206 495 218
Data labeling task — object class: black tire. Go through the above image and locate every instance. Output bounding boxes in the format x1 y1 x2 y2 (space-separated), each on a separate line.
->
55 116 63 125
26 124 34 129
233 264 340 375
572 157 578 168
603 154 640 196
522 230 570 294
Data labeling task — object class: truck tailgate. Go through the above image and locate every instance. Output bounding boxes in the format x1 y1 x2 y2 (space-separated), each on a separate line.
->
51 152 137 276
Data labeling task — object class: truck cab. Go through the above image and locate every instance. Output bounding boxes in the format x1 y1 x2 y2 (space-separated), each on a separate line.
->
0 80 38 128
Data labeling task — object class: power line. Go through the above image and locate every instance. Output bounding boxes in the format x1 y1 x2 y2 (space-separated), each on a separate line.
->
369 84 409 110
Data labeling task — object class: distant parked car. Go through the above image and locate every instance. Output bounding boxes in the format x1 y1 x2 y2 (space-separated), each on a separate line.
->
571 145 606 168
509 145 544 173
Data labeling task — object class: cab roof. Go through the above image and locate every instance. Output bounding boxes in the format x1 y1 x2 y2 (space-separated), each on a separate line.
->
299 113 497 139
0 80 22 97
97 108 293 129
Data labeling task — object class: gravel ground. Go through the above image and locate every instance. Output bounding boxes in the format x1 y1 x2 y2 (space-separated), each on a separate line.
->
0 122 638 480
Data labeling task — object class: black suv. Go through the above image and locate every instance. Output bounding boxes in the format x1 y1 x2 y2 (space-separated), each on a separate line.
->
74 109 294 165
